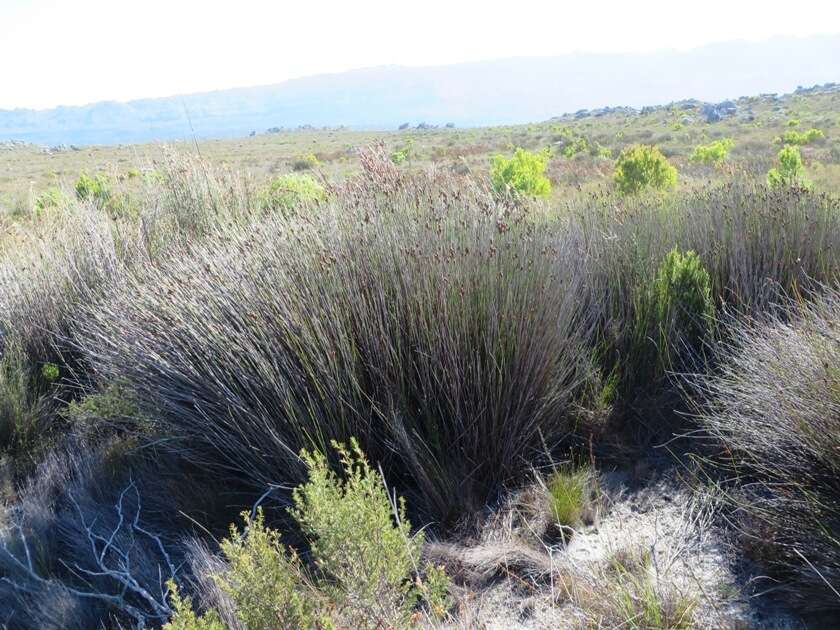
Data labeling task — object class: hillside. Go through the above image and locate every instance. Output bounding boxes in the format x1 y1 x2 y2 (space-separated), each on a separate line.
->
1 34 839 145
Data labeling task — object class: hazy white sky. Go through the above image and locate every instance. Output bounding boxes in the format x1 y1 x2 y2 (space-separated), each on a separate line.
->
1 0 838 110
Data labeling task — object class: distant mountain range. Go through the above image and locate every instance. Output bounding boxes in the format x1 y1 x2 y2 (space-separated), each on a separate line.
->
2 35 839 146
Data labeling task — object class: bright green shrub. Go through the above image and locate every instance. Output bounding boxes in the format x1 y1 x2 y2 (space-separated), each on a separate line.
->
690 138 734 166
169 440 450 628
74 171 111 204
390 149 408 164
614 145 677 194
33 187 68 214
767 145 808 188
490 147 552 197
216 509 327 630
259 173 326 213
651 247 715 352
164 582 224 630
782 128 825 146
290 439 445 625
628 248 714 385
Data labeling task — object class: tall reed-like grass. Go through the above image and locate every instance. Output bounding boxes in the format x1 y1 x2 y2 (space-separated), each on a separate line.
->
76 162 595 522
690 287 840 614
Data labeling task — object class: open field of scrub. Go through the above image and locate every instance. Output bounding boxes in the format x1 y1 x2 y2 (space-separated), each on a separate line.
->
0 87 840 628
3 84 840 218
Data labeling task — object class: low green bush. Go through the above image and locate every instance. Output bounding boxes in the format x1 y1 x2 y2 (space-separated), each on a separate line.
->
690 138 733 166
781 128 825 146
167 440 451 628
259 173 326 213
490 147 552 197
614 145 677 194
75 171 112 204
627 247 714 389
33 187 68 214
767 145 808 188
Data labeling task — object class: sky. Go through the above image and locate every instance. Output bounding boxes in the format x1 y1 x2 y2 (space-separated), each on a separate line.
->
1 0 839 110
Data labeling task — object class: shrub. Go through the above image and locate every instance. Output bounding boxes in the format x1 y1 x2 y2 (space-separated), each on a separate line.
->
650 247 715 354
170 440 450 628
689 138 734 166
691 287 840 614
490 147 552 197
74 171 111 204
164 582 224 630
33 187 68 214
259 173 326 214
781 128 825 146
291 439 446 625
767 145 807 188
626 247 714 389
215 509 326 629
614 145 677 194
292 152 320 171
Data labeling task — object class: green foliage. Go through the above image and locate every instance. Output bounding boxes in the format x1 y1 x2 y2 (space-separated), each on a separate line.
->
781 128 825 146
292 152 320 171
290 439 434 624
787 118 801 127
170 441 450 628
33 187 68 214
74 171 112 204
690 138 734 166
651 248 715 351
259 173 326 213
163 581 224 630
74 170 138 218
40 362 59 383
610 556 696 629
490 147 552 197
614 145 677 194
767 145 808 188
547 466 590 528
216 509 327 630
391 139 415 165
628 248 714 388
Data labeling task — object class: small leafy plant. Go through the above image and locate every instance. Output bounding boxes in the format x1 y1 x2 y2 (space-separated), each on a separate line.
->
166 440 451 628
767 145 808 188
259 173 326 214
690 138 733 166
490 147 552 197
614 145 677 194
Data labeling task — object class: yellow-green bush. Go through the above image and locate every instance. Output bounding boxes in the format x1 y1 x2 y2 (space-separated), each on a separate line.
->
767 145 808 188
259 173 326 213
166 440 450 628
690 138 733 166
490 147 551 197
614 145 677 194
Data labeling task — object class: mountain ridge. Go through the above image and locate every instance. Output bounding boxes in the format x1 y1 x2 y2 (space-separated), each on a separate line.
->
2 34 838 146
